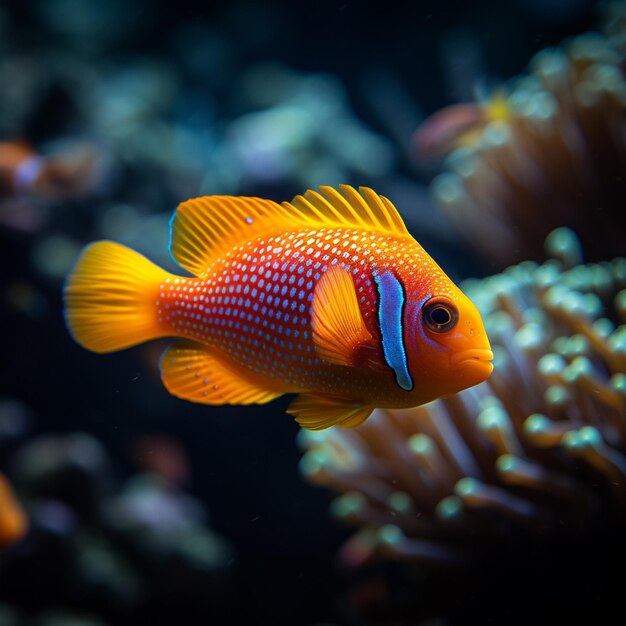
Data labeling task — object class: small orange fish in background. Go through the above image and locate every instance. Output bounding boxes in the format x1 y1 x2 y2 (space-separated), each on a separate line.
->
64 185 493 430
0 140 99 200
0 473 28 549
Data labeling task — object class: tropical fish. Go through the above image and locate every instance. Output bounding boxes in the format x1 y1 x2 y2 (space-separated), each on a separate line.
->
0 140 99 200
64 185 493 430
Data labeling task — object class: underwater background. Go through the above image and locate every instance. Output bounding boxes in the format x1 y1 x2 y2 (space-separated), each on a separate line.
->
2 0 626 625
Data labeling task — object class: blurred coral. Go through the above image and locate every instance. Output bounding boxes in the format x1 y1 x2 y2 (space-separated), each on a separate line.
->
132 435 190 488
299 228 626 623
0 427 234 626
202 63 395 194
421 3 626 266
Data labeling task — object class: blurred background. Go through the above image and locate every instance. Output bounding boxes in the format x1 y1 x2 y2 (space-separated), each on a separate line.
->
2 0 623 625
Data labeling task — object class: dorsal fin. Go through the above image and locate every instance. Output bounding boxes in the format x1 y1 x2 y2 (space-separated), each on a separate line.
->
288 185 409 237
169 195 285 277
169 185 410 276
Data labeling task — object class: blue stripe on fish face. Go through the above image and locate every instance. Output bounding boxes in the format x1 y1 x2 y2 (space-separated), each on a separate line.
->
374 270 414 392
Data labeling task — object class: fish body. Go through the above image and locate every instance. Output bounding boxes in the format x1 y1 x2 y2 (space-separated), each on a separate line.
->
64 185 493 430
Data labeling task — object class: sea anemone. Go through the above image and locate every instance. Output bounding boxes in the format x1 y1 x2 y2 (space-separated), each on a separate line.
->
299 228 626 623
424 3 626 266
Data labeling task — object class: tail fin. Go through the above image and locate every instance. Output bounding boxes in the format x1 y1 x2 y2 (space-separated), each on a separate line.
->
64 241 174 353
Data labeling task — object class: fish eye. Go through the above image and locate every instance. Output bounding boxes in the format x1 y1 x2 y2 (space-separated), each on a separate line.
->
422 298 458 333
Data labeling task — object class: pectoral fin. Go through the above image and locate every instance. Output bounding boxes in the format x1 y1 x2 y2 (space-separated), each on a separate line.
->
160 340 281 405
311 265 372 366
288 393 373 430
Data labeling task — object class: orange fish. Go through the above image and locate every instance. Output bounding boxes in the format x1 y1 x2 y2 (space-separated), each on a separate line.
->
0 473 28 549
64 185 493 430
0 140 99 200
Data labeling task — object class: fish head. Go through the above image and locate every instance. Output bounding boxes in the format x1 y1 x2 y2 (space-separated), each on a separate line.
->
404 283 493 400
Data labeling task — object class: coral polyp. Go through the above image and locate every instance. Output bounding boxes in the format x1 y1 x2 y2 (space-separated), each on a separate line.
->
428 5 626 266
299 229 626 573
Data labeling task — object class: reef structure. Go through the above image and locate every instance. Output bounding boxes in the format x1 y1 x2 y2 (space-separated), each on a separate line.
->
0 428 235 626
299 229 626 618
425 3 626 266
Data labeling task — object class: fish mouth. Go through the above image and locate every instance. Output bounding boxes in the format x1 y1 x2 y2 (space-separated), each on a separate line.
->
451 348 494 369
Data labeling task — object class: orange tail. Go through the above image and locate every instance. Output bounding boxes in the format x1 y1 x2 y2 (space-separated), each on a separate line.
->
64 241 175 353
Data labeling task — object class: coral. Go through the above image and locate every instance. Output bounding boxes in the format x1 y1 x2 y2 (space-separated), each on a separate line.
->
0 427 234 626
426 3 626 266
299 229 626 623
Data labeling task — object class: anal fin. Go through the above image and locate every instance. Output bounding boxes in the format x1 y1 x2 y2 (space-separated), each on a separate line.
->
160 340 281 405
288 393 373 430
